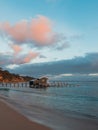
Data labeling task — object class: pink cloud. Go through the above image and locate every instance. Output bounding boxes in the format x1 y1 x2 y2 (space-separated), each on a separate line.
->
1 21 28 42
10 44 22 54
22 51 39 63
0 16 54 46
12 51 39 64
0 51 39 65
29 15 53 45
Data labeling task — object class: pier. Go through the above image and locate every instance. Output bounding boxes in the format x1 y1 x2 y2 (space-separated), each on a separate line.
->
0 82 29 88
0 81 80 89
49 81 80 87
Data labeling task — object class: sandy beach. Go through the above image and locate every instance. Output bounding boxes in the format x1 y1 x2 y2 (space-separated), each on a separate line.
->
0 100 98 130
0 100 51 130
0 85 98 130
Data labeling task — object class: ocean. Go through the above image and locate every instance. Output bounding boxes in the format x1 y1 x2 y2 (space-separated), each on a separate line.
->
0 81 98 130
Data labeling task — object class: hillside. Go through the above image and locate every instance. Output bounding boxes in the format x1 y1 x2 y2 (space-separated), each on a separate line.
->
0 67 34 83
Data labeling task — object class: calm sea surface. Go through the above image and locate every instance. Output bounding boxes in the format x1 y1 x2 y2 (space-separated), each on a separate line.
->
0 81 98 129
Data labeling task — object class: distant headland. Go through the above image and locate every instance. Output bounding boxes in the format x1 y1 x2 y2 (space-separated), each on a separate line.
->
0 67 34 83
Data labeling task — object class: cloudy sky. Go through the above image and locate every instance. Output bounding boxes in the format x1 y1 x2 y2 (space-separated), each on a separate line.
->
0 0 98 78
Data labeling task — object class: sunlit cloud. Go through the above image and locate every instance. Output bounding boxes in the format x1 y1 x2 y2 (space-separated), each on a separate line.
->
6 64 19 69
59 73 73 76
22 51 39 63
29 15 53 46
0 15 68 49
10 44 22 55
0 51 39 66
88 73 98 76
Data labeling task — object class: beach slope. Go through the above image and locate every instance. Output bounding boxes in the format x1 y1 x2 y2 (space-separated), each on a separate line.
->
0 100 51 130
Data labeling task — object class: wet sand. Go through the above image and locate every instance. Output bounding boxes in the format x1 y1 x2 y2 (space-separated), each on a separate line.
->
0 100 51 130
0 99 98 130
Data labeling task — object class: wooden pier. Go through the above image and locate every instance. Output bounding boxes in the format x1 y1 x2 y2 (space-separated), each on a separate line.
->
0 82 29 88
0 81 80 89
49 81 80 87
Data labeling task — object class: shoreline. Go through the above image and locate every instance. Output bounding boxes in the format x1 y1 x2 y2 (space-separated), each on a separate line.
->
0 88 98 130
1 98 98 130
0 99 51 130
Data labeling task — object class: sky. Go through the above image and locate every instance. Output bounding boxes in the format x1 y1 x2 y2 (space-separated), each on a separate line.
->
0 0 98 78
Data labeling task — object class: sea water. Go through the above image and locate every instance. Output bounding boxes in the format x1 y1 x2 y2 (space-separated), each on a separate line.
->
0 81 98 130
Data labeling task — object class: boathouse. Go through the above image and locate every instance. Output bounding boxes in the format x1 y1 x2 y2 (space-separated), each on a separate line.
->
29 77 49 88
